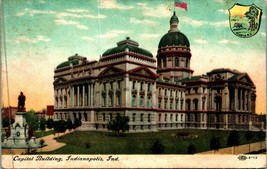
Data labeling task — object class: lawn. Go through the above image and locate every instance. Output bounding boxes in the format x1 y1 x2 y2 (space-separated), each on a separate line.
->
42 129 265 154
34 130 55 138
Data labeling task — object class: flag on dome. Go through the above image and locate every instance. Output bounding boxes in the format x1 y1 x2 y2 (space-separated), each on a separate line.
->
174 0 188 11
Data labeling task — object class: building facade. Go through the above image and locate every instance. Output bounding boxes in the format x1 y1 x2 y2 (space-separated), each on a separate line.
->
53 12 262 132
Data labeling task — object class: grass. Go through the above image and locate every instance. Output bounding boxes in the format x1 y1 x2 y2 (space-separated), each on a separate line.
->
34 130 55 138
41 129 265 154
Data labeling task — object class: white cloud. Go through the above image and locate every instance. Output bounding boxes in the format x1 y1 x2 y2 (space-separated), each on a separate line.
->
130 17 157 25
25 8 56 16
66 9 90 13
81 36 94 41
140 34 161 39
137 3 147 6
181 16 208 26
260 32 266 37
218 39 239 44
99 0 133 10
56 12 106 19
99 30 130 39
55 19 88 30
214 0 224 3
39 0 45 4
14 35 50 44
210 20 228 27
218 9 228 15
143 4 171 18
194 39 208 44
16 12 25 17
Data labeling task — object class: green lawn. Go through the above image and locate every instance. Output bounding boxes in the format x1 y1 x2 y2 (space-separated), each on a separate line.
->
42 129 265 154
34 130 55 138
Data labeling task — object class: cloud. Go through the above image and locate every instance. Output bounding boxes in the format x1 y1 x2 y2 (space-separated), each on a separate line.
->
25 8 57 16
218 9 228 14
137 3 147 6
81 36 94 41
140 34 161 39
55 19 88 30
14 35 50 44
99 30 130 39
99 0 133 10
130 17 157 25
214 0 224 3
66 9 90 13
218 39 239 44
260 32 266 37
39 0 45 4
194 39 208 44
143 4 171 18
180 16 228 27
56 12 106 19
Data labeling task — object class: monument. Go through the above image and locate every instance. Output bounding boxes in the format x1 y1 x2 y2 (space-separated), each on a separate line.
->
2 92 40 149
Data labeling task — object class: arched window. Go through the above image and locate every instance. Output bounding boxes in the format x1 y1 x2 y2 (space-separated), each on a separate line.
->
140 96 144 107
140 113 144 122
186 99 191 110
132 95 136 107
193 99 198 110
132 113 136 122
174 57 179 67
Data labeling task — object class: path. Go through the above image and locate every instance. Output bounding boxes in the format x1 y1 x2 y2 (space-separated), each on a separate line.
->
196 141 266 155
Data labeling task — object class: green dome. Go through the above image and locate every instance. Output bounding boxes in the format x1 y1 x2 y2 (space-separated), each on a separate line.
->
56 59 79 69
158 32 190 48
170 11 179 23
102 37 153 58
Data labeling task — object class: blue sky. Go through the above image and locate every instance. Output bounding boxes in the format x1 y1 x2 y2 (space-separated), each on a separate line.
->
2 0 266 113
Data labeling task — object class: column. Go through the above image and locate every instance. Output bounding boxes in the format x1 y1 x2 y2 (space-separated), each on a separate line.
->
71 86 74 107
225 114 228 129
82 84 85 107
77 85 80 107
248 90 251 112
88 83 91 107
234 87 238 111
62 88 65 108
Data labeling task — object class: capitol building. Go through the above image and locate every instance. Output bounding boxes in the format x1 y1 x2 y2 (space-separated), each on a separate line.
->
53 12 261 132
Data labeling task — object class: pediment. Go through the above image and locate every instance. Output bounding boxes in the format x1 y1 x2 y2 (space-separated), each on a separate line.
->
54 77 68 85
98 66 125 77
236 73 254 85
129 66 158 78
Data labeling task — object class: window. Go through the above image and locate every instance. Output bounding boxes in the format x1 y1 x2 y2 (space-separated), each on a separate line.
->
148 83 151 92
185 59 188 68
165 89 167 96
140 82 144 90
159 114 161 121
163 58 167 67
193 99 198 110
132 95 136 107
132 113 136 122
140 113 144 122
158 99 162 108
147 97 151 108
175 100 179 110
174 57 179 67
164 100 168 109
103 113 106 121
109 95 113 106
110 82 113 90
103 83 106 90
159 88 161 95
170 101 173 109
194 88 198 94
148 114 151 122
140 96 144 107
181 114 183 122
102 95 106 106
165 114 167 121
133 81 136 89
117 94 121 106
170 114 173 121
186 99 191 110
110 113 112 121
175 114 178 121
180 99 184 110
117 81 121 89
170 90 173 97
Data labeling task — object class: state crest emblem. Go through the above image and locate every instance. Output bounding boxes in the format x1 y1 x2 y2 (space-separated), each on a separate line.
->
228 3 262 38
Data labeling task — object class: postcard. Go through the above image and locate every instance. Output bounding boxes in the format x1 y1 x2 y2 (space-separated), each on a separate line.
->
1 0 266 168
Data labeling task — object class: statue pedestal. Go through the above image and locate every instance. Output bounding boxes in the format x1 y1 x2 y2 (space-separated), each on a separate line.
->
2 111 40 149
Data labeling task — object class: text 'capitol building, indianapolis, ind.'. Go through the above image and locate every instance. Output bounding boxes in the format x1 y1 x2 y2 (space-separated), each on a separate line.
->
53 12 263 132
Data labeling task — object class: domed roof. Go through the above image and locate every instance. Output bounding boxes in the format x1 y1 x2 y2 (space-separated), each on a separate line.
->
56 54 85 69
170 11 179 23
102 37 153 58
158 31 190 48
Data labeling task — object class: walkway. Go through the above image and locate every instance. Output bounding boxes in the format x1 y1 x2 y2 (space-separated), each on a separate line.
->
196 141 266 155
2 131 73 155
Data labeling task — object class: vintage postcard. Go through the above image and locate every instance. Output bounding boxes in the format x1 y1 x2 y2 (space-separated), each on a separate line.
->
1 0 266 168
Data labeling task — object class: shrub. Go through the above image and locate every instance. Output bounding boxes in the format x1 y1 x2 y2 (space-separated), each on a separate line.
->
150 139 165 154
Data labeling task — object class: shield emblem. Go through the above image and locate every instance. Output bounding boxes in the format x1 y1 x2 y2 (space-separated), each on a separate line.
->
228 3 262 38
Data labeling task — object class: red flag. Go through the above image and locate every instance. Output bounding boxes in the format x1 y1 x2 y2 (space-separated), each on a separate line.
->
175 0 188 11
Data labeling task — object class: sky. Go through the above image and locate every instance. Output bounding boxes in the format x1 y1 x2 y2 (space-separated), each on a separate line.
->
1 0 266 114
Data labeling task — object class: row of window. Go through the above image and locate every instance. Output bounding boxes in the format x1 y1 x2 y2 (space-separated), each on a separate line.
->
132 81 152 91
158 99 184 110
131 95 152 108
158 88 183 98
158 113 184 122
102 81 122 91
187 87 206 94
158 57 189 68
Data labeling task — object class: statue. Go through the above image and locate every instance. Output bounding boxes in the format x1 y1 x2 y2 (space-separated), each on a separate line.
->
18 92 26 112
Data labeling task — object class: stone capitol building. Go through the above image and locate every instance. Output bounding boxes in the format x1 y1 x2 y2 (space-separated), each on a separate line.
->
53 12 262 132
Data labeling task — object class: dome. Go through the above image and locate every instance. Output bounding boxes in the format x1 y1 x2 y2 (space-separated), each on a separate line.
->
158 31 190 48
56 54 85 69
102 37 153 58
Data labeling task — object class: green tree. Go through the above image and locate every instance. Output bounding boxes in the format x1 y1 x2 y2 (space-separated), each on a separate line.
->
227 130 240 154
46 118 54 129
150 139 165 154
107 115 129 136
73 118 82 130
210 135 221 154
39 117 46 137
2 117 15 128
66 118 73 131
53 120 67 138
25 110 39 131
187 143 197 154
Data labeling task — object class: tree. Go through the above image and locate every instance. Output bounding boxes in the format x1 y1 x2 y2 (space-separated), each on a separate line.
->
53 120 67 138
73 118 82 130
150 139 165 154
227 130 240 154
245 6 259 31
107 115 129 136
187 144 197 154
210 135 221 154
2 117 15 128
25 110 39 131
66 118 73 131
46 118 54 129
39 117 46 136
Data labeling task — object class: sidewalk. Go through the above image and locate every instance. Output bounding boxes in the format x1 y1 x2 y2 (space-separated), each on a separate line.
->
196 141 266 155
2 130 74 155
